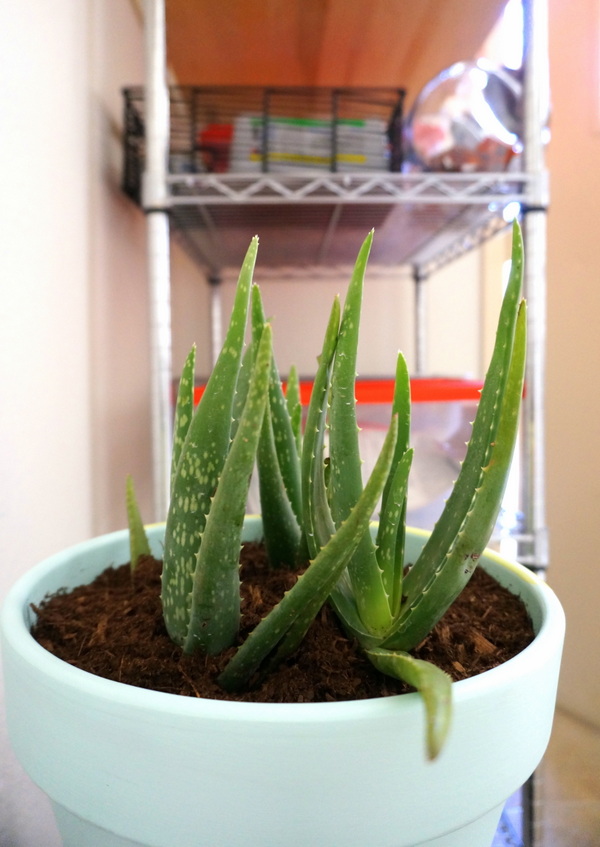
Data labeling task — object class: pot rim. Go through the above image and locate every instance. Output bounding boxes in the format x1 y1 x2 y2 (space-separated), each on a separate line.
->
1 523 565 724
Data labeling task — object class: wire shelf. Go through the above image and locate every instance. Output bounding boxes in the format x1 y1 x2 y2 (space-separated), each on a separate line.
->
122 85 529 275
123 85 405 197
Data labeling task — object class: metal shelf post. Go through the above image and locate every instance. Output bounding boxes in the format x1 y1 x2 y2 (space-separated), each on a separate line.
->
143 0 172 520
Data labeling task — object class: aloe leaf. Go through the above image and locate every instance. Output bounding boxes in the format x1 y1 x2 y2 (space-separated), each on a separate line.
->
162 237 258 646
328 230 391 635
125 475 150 573
257 404 303 567
386 298 527 652
269 375 303 524
301 296 340 558
328 229 373 523
251 287 303 565
252 286 303 527
366 648 452 760
376 448 413 616
330 355 411 640
379 352 411 517
170 346 196 498
183 324 272 655
285 365 302 456
218 415 398 692
230 344 253 444
330 449 411 642
377 351 412 612
399 221 524 610
328 571 382 649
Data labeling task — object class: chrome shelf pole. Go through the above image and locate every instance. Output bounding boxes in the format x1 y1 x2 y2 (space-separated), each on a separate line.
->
143 0 172 520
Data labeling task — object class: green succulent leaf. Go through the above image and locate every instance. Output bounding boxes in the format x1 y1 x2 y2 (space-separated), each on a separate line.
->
377 352 412 615
268 379 303 528
285 365 302 456
252 286 303 566
230 344 254 444
218 416 399 692
161 237 258 646
328 229 391 636
328 568 382 650
125 474 150 573
256 403 303 568
253 288 303 522
301 296 340 558
328 230 373 525
366 648 452 760
384 222 526 651
408 222 523 582
170 345 196 498
376 447 413 617
184 323 273 655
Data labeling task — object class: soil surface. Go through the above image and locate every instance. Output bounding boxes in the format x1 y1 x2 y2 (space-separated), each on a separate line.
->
31 542 535 703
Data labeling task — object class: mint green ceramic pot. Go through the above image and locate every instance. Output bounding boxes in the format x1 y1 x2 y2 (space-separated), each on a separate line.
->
1 518 564 847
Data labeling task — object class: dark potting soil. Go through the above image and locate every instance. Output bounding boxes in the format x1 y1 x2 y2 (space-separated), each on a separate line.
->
31 542 535 703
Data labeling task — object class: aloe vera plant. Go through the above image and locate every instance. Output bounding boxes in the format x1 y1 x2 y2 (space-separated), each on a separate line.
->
128 221 526 759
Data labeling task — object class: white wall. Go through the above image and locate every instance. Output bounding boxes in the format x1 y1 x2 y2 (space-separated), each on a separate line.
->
0 3 154 843
0 1 94 590
0 0 182 572
423 250 483 378
546 0 600 729
173 251 483 384
87 0 155 536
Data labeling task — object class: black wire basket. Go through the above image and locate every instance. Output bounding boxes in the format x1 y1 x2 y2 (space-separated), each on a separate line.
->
122 85 406 203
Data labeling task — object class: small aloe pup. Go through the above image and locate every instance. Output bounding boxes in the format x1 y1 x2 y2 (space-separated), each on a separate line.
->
128 221 526 759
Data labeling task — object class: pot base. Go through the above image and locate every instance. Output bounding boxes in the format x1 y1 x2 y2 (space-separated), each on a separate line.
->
52 800 505 847
53 804 142 847
52 803 503 847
